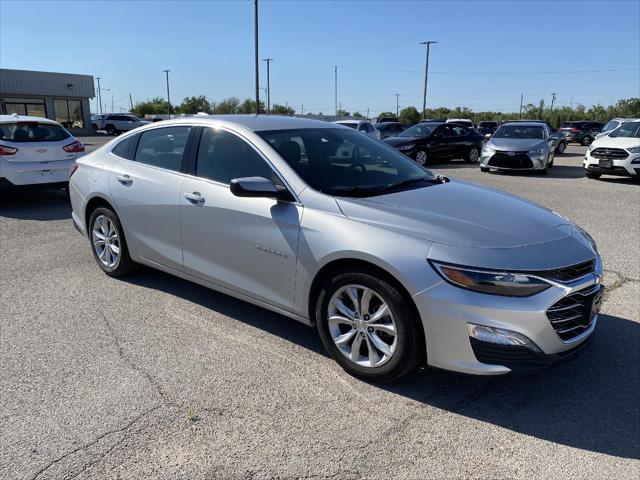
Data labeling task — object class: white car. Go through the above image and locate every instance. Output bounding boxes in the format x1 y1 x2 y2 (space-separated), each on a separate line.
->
446 118 475 129
333 120 381 140
0 115 85 187
584 120 640 179
594 117 638 140
100 114 150 136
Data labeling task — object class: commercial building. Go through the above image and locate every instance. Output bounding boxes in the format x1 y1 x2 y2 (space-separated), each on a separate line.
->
0 68 94 133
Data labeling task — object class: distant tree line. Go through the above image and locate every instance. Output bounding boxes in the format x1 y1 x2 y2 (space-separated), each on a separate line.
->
131 96 639 128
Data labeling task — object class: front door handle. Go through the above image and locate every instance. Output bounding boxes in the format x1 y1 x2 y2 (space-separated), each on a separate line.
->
184 191 205 204
116 174 132 185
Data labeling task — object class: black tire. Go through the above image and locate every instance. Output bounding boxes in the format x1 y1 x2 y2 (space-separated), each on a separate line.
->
538 167 548 175
480 166 490 173
91 123 98 131
414 149 428 166
315 268 425 383
581 136 592 146
88 207 135 277
556 141 566 154
105 124 117 136
465 147 480 164
585 171 601 179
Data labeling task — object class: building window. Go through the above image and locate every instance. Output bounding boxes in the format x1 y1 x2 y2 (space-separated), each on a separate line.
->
2 97 46 118
54 98 84 128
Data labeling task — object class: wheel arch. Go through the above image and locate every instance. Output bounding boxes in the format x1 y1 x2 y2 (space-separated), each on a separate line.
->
84 195 118 237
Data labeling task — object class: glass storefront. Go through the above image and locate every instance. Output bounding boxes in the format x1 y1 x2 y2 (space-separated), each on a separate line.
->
3 97 47 118
54 98 84 128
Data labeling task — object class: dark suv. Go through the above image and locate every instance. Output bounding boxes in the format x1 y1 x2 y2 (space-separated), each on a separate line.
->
477 121 498 136
559 121 604 146
373 121 406 139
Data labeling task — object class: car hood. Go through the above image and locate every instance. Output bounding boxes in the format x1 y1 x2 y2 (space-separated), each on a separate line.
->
591 134 640 149
383 136 421 147
487 138 545 151
336 179 572 248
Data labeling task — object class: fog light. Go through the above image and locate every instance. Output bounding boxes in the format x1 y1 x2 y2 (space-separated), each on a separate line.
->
467 324 541 352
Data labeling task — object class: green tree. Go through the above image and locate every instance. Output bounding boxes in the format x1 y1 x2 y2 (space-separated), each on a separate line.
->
352 111 364 119
398 106 421 125
377 111 395 120
239 98 266 114
271 104 295 115
336 109 350 117
131 97 172 118
213 97 240 114
177 95 211 114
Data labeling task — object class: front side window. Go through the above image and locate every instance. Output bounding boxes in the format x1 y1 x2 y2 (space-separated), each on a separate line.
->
399 124 440 138
0 122 70 142
609 122 640 138
259 127 434 197
196 128 273 184
134 126 192 171
493 125 545 139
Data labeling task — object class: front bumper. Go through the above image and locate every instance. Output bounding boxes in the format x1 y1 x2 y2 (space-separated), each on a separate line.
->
0 158 74 186
583 151 640 177
480 150 548 171
412 257 603 375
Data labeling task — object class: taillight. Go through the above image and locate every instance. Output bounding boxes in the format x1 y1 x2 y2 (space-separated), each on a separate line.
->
63 141 85 153
0 145 18 156
571 128 580 132
69 162 79 178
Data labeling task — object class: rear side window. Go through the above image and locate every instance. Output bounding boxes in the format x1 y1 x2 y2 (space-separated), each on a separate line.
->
134 126 192 171
0 122 70 142
111 133 139 160
196 128 273 184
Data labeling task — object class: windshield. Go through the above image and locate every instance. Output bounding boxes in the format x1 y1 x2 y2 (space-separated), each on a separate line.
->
0 122 71 142
399 123 439 137
603 120 620 131
493 125 545 139
258 128 434 197
609 122 640 138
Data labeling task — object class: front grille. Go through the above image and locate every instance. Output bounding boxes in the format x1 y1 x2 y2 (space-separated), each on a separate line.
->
488 152 533 169
531 259 595 283
591 147 629 160
546 284 603 342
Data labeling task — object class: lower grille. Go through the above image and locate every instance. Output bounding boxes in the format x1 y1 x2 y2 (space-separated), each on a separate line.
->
488 152 533 169
591 147 629 160
546 284 603 342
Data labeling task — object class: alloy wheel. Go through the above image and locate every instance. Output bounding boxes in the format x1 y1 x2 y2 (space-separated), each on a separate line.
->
327 284 398 368
92 215 120 268
468 148 479 163
415 150 428 165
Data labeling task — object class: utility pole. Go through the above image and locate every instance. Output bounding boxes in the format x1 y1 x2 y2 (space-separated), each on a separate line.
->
334 65 338 118
550 92 557 112
163 70 171 116
254 0 260 114
420 40 437 119
262 58 273 114
395 93 400 117
96 77 102 114
301 104 304 115
102 88 113 113
367 108 370 119
129 93 133 112
519 93 524 118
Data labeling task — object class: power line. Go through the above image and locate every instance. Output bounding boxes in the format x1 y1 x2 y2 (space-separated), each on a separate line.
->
337 65 639 76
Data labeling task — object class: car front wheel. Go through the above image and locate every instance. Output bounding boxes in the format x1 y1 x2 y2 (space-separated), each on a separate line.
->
316 269 425 383
557 141 566 154
466 147 480 163
581 136 592 146
88 207 135 277
585 171 601 179
415 149 428 166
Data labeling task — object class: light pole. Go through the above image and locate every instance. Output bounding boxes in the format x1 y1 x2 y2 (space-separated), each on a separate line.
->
254 0 260 114
550 92 557 112
262 58 273 114
102 88 113 113
395 93 400 117
420 40 437 119
334 65 338 117
96 77 102 114
163 70 171 117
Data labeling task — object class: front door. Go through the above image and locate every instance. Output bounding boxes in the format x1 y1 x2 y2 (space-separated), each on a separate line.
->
180 127 301 311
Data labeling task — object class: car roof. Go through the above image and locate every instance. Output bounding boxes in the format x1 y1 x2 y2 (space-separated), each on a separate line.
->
157 114 341 132
333 119 366 125
446 118 473 122
501 121 547 127
0 114 60 125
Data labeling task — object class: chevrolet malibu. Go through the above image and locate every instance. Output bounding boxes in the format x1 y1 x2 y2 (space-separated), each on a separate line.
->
69 116 603 382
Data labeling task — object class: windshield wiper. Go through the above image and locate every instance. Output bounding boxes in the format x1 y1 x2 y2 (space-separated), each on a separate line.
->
375 175 448 195
324 186 384 197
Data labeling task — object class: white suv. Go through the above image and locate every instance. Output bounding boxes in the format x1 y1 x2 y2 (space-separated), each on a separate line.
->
100 114 150 136
584 120 640 179
333 120 381 140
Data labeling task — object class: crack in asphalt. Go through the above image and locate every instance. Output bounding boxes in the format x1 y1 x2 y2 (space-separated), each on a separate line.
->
602 268 639 300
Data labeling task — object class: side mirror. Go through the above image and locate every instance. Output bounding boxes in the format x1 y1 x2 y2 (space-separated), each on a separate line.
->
432 133 442 142
230 176 292 201
484 133 492 140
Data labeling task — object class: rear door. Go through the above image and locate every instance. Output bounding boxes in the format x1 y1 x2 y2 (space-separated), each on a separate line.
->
108 125 194 271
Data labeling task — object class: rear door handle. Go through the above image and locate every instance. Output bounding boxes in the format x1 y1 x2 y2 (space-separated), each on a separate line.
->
116 174 132 185
183 191 205 204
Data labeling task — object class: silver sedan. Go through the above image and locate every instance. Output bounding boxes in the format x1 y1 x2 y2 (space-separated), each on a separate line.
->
69 115 603 382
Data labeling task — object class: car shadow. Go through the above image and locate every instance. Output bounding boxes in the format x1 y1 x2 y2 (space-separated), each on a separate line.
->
120 267 638 459
0 186 71 221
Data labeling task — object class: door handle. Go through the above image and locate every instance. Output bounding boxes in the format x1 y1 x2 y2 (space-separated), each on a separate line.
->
183 191 205 204
116 174 132 185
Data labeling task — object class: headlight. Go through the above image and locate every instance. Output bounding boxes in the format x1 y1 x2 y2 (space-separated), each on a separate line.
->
627 146 640 154
397 144 414 151
588 143 597 151
430 261 550 297
482 144 496 154
528 147 546 156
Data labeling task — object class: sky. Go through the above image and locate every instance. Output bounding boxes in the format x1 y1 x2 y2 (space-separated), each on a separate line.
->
1 0 639 116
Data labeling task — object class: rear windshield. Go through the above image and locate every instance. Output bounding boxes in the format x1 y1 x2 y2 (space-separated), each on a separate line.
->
336 122 358 129
0 122 71 142
560 122 579 128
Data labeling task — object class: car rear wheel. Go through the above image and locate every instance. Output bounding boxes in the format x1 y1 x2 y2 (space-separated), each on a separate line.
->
89 207 135 277
105 124 117 136
581 136 592 146
557 141 566 154
415 149 428 166
466 147 480 163
585 171 601 179
316 269 425 383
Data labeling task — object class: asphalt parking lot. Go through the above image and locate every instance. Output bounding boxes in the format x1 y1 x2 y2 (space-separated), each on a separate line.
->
1 142 638 479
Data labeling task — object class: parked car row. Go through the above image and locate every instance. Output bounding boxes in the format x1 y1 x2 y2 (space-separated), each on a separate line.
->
91 114 151 135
